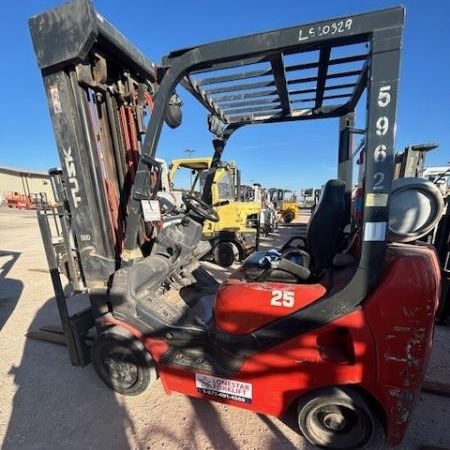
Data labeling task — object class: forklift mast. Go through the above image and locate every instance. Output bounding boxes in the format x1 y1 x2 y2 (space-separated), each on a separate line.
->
30 0 163 289
394 142 439 178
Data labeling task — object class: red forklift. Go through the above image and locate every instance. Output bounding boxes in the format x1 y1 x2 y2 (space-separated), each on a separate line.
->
30 2 443 448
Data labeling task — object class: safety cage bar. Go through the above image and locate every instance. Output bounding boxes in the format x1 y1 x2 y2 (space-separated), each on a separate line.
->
156 6 403 137
182 39 368 126
130 6 404 285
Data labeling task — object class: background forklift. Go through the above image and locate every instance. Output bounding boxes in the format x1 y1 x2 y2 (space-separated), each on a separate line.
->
168 156 261 267
30 2 443 449
268 188 299 223
238 183 278 236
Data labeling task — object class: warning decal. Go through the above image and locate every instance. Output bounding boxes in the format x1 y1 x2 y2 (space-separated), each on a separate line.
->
141 200 161 222
49 85 62 114
195 373 252 404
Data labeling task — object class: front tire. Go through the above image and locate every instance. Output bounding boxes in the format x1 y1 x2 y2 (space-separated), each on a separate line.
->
297 387 377 449
283 211 295 223
213 241 239 267
91 326 156 396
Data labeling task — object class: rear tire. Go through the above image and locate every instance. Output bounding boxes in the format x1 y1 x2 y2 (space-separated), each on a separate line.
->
297 386 377 449
91 326 156 396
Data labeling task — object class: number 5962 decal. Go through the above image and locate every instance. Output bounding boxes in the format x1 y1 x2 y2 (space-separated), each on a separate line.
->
270 290 295 308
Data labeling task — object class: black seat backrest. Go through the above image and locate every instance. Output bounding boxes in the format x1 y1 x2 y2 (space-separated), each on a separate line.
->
307 179 346 275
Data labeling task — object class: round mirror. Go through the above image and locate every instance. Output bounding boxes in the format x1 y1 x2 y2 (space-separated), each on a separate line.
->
165 93 183 129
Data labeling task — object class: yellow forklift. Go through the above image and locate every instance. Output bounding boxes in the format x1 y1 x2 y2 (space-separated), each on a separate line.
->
169 157 261 266
268 188 299 223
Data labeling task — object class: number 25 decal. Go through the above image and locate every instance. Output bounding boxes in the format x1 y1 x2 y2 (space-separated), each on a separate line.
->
270 290 295 308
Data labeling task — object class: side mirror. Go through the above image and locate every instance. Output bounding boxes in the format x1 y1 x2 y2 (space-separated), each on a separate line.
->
165 93 183 129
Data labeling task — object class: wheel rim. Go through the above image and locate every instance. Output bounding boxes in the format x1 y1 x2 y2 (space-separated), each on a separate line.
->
102 345 139 390
307 403 372 449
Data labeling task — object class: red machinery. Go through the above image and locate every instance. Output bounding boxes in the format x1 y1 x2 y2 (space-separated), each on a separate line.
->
30 2 442 448
5 192 37 209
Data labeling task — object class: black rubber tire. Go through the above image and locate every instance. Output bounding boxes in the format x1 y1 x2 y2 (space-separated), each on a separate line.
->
213 241 239 267
283 211 295 223
297 387 376 450
91 326 156 396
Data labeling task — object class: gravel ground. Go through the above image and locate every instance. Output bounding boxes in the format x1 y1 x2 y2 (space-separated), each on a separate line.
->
0 207 449 450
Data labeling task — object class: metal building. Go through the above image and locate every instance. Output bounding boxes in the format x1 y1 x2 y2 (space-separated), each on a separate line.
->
0 166 54 206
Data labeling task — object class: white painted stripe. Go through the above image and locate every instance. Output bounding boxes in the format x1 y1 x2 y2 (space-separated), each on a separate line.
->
364 221 387 241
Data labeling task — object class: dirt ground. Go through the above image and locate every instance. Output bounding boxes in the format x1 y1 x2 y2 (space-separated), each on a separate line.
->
0 207 449 450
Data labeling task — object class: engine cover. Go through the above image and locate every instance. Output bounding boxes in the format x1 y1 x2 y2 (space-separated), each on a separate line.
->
214 278 326 334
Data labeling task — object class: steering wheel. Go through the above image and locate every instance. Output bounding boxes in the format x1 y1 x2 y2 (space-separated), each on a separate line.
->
182 192 220 222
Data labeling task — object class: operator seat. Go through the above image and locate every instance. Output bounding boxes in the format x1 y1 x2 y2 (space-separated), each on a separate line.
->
243 179 347 282
302 178 347 275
